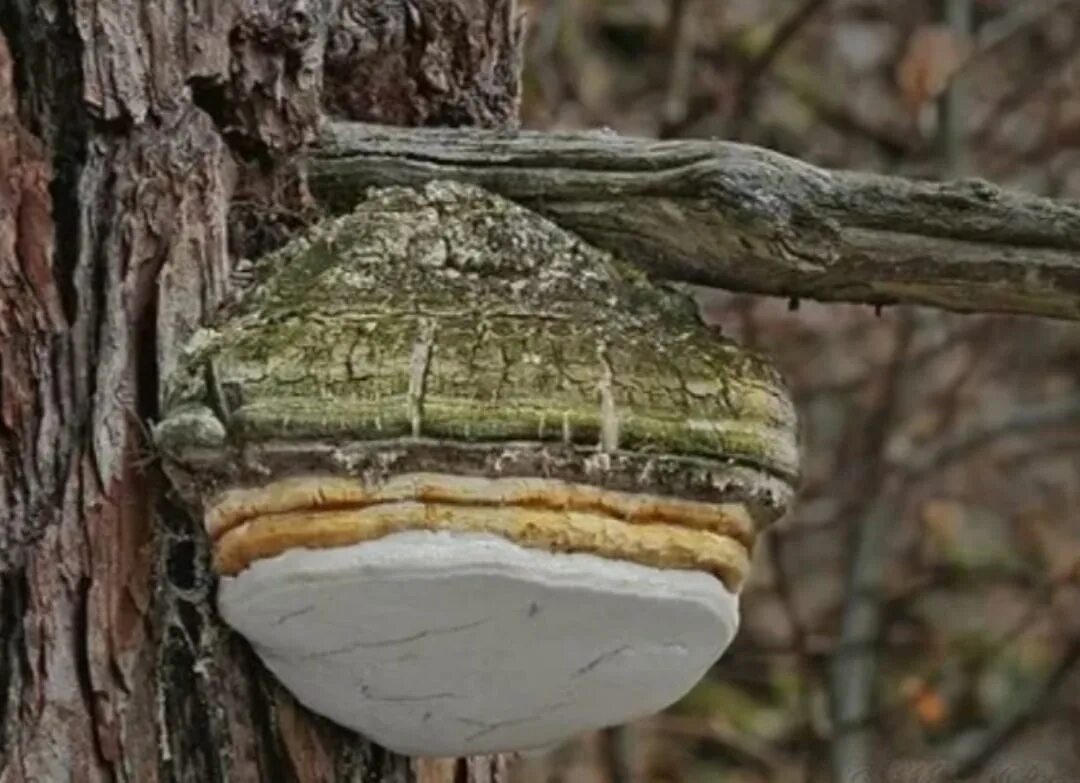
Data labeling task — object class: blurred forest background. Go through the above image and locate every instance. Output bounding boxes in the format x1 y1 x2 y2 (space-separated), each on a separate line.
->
507 1 1080 781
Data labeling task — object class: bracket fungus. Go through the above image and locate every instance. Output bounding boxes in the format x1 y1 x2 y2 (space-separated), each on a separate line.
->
155 182 799 757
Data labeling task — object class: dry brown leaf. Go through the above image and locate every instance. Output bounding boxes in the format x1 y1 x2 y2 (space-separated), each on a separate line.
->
921 498 965 552
901 676 949 729
896 25 974 112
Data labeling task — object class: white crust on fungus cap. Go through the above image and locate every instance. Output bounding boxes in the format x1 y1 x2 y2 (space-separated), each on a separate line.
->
219 530 739 757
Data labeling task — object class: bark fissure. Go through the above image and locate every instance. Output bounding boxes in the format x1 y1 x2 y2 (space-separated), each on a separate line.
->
0 571 26 769
74 575 109 770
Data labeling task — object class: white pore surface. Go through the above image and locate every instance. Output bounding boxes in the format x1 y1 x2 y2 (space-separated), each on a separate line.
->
219 531 739 757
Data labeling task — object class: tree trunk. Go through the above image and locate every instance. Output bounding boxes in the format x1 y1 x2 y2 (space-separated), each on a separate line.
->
0 1 520 780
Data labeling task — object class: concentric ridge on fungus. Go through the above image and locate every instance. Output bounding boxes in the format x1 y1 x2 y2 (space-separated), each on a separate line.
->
207 473 757 590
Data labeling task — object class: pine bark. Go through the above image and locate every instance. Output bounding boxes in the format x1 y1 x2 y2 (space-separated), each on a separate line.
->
0 1 520 781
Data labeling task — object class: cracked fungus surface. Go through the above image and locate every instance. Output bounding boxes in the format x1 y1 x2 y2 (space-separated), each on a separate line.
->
161 181 796 472
158 181 799 581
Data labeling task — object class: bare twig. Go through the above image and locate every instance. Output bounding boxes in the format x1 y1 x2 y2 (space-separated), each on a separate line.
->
952 638 1080 777
736 0 830 117
955 0 1078 171
598 726 634 783
904 394 1080 477
766 530 817 781
799 318 992 400
647 715 784 775
939 0 974 176
879 573 1069 720
974 21 1080 149
767 531 813 683
659 0 699 137
766 67 915 158
965 0 1078 70
828 317 915 782
829 490 908 780
691 20 913 155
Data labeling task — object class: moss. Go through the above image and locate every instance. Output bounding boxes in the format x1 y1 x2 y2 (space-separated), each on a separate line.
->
160 182 799 500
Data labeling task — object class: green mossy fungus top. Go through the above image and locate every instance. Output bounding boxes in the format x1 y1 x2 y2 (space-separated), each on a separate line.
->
157 182 799 524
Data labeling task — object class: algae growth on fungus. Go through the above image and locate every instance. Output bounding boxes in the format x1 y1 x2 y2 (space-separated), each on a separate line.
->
156 181 799 522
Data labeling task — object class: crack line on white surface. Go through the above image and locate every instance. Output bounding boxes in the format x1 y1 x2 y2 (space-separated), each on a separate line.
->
369 691 459 703
464 715 542 742
574 644 631 676
462 700 574 741
271 604 317 626
298 617 491 659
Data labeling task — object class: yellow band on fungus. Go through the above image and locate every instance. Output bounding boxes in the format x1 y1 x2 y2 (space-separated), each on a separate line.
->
208 474 758 591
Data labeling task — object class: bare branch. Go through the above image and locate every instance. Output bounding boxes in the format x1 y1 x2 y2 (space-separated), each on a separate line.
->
827 319 915 782
939 0 975 176
828 491 906 780
647 715 785 775
736 0 830 116
952 638 1080 777
599 726 634 783
967 0 1078 68
905 394 1080 477
311 122 1080 321
658 0 699 137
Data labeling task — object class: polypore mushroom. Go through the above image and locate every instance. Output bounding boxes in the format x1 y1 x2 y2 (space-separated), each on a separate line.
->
155 182 799 757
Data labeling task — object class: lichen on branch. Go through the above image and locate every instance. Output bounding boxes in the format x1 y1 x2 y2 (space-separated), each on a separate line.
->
310 122 1080 322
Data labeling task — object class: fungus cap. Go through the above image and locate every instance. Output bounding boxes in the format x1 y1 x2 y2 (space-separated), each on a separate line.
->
156 182 799 757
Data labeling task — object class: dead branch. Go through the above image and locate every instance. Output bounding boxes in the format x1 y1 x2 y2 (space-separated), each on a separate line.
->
735 0 830 116
310 122 1080 321
827 317 915 782
952 638 1080 777
904 394 1080 476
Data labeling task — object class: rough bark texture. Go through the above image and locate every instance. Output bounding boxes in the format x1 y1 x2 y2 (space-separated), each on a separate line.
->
323 0 521 128
312 122 1080 321
0 1 519 781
